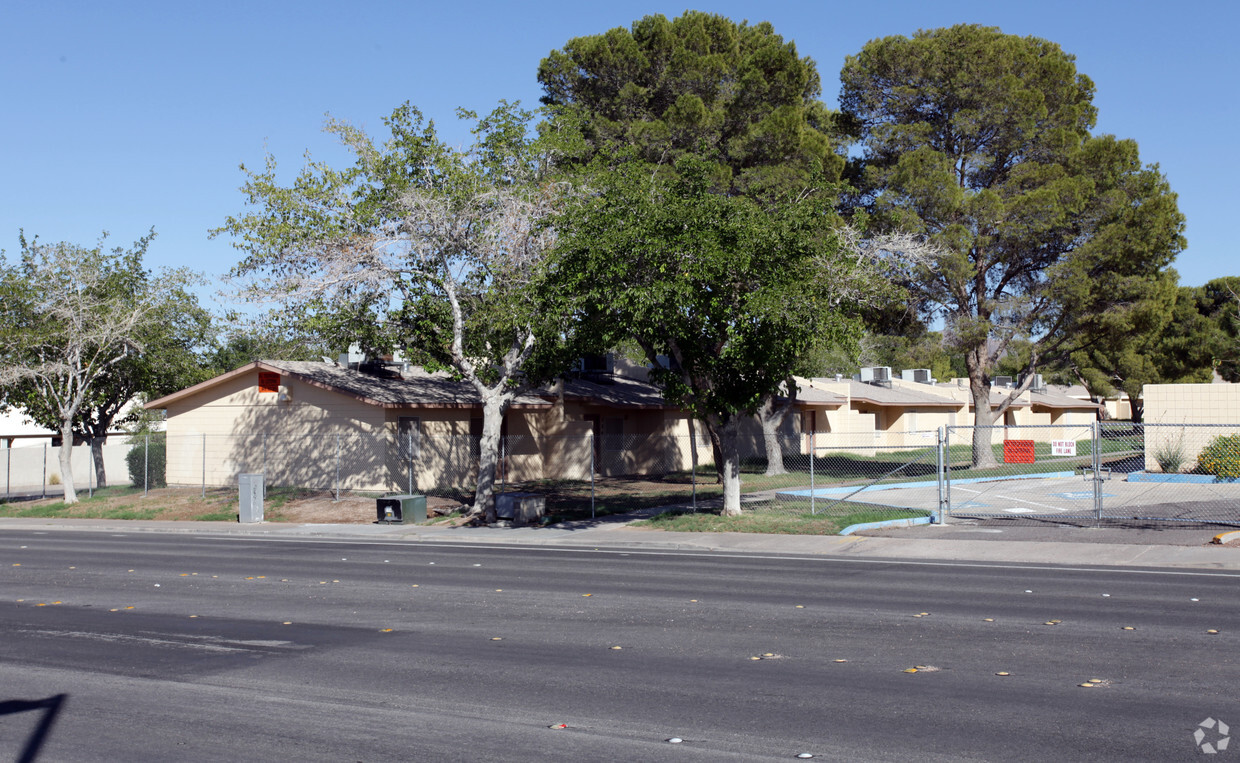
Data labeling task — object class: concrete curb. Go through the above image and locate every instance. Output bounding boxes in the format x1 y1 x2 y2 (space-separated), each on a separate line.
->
1 517 1237 571
1212 530 1240 545
838 516 933 536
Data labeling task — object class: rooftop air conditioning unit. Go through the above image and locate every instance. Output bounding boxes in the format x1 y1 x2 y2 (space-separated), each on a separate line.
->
338 343 366 368
901 369 933 384
994 376 1014 388
859 366 891 383
573 353 613 374
1027 373 1046 391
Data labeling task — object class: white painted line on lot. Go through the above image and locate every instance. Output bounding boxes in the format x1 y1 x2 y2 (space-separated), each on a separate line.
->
994 495 1069 512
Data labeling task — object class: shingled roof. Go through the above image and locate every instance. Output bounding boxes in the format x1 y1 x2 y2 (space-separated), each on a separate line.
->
145 361 674 411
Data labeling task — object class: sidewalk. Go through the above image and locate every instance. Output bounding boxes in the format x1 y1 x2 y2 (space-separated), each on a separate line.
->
1 514 1237 571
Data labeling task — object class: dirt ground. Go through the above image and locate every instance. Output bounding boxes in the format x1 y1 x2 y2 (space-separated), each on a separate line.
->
266 493 466 524
4 487 468 524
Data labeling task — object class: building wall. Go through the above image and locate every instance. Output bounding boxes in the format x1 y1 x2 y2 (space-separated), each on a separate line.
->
1142 384 1240 472
164 369 390 490
161 368 708 492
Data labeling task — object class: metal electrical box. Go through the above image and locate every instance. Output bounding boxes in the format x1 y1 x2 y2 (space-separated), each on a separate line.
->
376 494 426 524
495 492 546 526
239 473 264 523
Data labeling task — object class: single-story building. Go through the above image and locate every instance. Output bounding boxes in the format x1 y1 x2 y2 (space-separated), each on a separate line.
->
144 360 710 493
145 359 1108 492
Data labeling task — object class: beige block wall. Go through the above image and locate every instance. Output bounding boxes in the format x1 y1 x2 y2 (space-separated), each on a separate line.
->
1142 384 1240 472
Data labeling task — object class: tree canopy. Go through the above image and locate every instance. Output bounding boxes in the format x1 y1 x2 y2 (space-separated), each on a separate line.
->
215 101 582 521
0 231 199 501
841 24 1185 464
1062 277 1240 419
551 153 868 514
538 10 843 199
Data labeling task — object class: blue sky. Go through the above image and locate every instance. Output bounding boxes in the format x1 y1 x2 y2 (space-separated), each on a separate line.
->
4 0 1236 314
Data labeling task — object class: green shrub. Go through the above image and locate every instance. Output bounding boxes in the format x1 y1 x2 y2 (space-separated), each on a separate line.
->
1197 434 1240 479
1153 430 1187 473
126 438 166 488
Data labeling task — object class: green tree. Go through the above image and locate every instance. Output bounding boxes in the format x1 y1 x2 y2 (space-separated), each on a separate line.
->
1064 277 1239 419
538 10 843 200
1198 277 1240 382
207 320 328 374
552 154 866 515
0 231 200 502
841 24 1185 466
6 281 213 486
541 11 864 475
214 102 582 522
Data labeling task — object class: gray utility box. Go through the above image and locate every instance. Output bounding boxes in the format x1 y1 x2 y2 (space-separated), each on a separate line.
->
495 492 545 526
377 494 426 524
238 473 264 523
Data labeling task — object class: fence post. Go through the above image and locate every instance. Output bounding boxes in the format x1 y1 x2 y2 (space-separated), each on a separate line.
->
144 434 149 497
42 442 47 499
689 430 697 513
262 433 268 499
1093 421 1102 522
88 437 94 499
335 433 341 502
500 436 506 496
407 430 413 496
810 430 816 515
944 427 953 514
590 431 596 520
936 426 945 524
201 433 206 499
4 444 9 503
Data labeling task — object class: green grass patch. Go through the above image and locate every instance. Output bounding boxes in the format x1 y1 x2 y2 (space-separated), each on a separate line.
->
634 502 928 535
193 509 240 521
97 507 162 520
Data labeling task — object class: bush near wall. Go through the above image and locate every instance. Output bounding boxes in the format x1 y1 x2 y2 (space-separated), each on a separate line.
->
126 439 167 488
1196 434 1240 479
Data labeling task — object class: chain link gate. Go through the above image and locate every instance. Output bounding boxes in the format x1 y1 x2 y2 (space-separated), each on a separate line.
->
943 422 1240 527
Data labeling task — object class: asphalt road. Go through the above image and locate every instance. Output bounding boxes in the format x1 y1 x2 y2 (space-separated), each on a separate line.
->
1 530 1237 761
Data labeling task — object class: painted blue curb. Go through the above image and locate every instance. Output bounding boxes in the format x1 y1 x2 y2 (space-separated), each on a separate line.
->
778 470 1076 499
839 515 933 536
1126 472 1238 484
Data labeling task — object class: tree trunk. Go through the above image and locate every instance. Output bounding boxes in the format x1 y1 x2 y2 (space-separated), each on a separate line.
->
468 393 508 524
757 393 790 476
969 378 999 469
91 435 107 489
706 426 724 484
708 415 743 516
58 421 78 504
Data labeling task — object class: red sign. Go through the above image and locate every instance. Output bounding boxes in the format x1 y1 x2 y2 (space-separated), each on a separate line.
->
1003 439 1036 464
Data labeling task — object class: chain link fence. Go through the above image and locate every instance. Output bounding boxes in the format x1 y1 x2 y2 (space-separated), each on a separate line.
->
945 422 1240 526
0 437 136 501
6 423 1236 528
